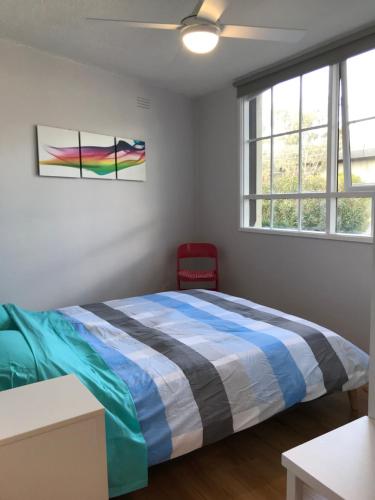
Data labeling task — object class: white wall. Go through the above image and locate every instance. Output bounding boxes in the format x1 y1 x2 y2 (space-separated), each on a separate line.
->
0 39 194 309
193 86 371 352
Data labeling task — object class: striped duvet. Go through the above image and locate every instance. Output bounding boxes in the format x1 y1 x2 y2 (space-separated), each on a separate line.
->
60 289 368 466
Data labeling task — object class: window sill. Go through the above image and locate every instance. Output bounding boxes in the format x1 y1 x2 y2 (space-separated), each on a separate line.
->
239 226 373 243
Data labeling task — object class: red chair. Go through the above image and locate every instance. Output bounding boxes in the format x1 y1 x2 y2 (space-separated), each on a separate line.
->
177 243 219 291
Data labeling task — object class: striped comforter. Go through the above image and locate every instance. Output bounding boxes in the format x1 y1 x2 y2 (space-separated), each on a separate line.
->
60 289 368 466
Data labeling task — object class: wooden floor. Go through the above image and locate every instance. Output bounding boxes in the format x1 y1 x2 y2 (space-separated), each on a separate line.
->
124 389 367 500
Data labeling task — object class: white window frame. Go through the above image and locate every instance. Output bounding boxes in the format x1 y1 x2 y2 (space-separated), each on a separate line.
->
239 63 374 243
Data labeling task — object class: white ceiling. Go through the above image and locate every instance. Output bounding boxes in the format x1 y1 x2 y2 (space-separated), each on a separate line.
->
1 0 375 97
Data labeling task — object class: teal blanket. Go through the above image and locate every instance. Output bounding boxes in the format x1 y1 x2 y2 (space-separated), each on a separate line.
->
5 305 148 498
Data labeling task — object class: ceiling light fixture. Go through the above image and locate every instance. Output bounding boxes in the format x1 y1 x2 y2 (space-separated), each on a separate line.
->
181 24 220 54
87 0 307 59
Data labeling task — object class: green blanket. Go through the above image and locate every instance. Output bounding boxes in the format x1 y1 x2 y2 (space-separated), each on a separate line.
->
5 304 148 498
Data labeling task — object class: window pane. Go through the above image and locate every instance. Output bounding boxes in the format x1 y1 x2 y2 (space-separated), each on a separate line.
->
347 48 375 121
272 133 299 193
250 199 271 228
302 67 329 128
251 89 271 139
301 127 327 192
262 199 271 227
349 119 375 186
273 77 300 134
336 197 372 235
251 139 271 194
273 199 298 229
301 199 326 231
337 161 345 192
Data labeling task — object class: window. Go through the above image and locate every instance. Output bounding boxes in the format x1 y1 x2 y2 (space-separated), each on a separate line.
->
342 49 375 190
240 49 375 240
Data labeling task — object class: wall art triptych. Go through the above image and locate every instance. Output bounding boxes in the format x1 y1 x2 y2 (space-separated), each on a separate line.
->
37 125 146 181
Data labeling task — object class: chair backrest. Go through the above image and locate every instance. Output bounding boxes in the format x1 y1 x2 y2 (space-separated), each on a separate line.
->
177 243 217 259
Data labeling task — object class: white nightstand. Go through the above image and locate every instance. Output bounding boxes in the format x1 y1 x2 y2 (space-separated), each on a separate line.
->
282 416 375 500
0 375 108 500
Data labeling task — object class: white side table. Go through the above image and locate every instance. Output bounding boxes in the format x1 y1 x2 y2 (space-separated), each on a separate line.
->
0 375 108 500
282 416 375 500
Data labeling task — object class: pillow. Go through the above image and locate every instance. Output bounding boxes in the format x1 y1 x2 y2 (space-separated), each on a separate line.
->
0 330 38 392
0 305 16 331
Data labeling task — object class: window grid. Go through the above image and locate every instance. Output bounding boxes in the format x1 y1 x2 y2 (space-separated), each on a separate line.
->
241 63 374 240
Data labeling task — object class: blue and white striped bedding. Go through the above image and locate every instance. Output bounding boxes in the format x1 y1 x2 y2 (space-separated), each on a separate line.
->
60 289 368 466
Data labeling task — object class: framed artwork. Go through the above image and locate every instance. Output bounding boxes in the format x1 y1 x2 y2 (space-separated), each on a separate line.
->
80 132 116 180
37 126 146 182
116 138 146 181
37 125 81 178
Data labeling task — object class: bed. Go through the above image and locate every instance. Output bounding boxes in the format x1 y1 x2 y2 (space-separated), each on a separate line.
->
0 289 369 498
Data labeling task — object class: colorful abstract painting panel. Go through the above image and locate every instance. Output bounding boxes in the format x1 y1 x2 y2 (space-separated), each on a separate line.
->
37 125 81 178
116 138 146 182
80 132 116 180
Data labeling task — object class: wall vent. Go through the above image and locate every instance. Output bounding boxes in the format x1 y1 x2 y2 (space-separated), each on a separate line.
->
136 96 151 110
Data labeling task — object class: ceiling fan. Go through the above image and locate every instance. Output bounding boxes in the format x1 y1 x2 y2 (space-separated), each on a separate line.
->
87 0 306 55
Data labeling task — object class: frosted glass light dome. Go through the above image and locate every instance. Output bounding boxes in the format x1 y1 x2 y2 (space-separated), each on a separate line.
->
182 24 220 54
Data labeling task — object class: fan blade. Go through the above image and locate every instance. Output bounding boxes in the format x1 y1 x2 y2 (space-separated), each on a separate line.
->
221 24 306 42
197 0 229 22
86 18 180 30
